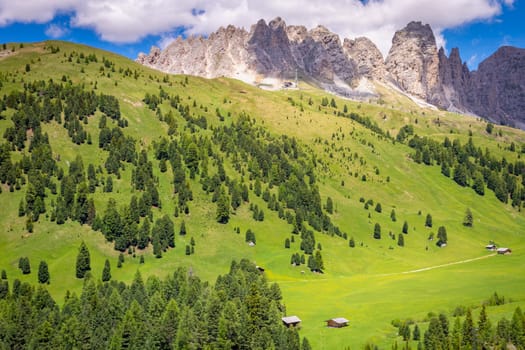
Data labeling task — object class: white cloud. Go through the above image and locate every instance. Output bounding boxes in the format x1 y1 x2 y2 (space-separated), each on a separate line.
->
0 0 514 55
467 54 478 68
0 0 76 25
45 23 69 38
157 34 178 50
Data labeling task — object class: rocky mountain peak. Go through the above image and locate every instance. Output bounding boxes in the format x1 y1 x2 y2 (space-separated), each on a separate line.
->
268 16 286 30
343 37 385 80
385 21 441 103
136 18 525 127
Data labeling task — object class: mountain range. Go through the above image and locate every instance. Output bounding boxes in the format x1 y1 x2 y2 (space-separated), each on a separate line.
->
137 18 525 128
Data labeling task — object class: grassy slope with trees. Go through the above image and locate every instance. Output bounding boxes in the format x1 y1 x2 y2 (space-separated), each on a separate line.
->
0 41 524 349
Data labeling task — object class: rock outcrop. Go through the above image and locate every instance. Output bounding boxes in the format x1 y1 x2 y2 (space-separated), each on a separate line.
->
137 18 525 127
467 46 525 126
343 37 386 80
438 47 470 112
138 17 375 96
385 21 443 105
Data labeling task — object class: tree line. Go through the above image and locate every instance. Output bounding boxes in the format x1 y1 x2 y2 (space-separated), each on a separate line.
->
406 131 524 207
0 259 311 349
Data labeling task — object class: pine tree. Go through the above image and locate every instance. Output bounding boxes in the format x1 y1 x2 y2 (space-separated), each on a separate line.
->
373 223 381 239
425 214 433 227
179 220 187 235
451 317 462 350
463 208 473 227
390 209 396 222
19 257 31 274
397 234 404 247
478 305 492 346
75 241 91 278
413 324 420 341
314 250 324 271
216 187 230 224
375 203 382 213
301 337 312 350
402 221 409 234
326 197 333 214
102 259 111 282
137 218 150 249
38 260 49 284
473 173 485 195
510 307 524 347
462 309 474 348
349 237 355 248
437 226 448 246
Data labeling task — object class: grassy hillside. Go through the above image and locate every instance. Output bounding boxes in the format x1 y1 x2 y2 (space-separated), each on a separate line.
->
0 41 524 349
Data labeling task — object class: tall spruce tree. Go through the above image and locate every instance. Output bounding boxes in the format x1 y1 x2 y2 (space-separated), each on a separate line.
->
402 221 409 234
76 241 91 278
216 187 230 224
373 223 381 239
102 259 111 282
425 214 433 228
463 208 474 227
462 309 474 348
38 260 49 284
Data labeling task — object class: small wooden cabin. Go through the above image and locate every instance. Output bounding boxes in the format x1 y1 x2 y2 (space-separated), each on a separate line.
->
282 316 301 328
326 317 349 328
497 247 512 255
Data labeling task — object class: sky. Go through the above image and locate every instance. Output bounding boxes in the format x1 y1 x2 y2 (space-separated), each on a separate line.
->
0 0 523 70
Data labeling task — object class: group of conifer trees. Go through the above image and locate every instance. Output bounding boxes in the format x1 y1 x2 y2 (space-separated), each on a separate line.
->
0 259 311 349
1 64 351 281
392 296 525 350
406 130 525 207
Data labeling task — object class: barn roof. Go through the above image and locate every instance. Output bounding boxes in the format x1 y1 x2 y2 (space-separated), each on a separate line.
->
282 316 301 324
330 317 349 324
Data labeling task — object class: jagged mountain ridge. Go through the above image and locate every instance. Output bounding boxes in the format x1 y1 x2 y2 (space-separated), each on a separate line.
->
137 18 525 127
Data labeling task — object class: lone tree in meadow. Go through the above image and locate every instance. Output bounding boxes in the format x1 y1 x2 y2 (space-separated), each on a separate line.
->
402 221 409 234
76 241 91 278
437 226 448 247
463 208 473 227
425 214 433 228
38 261 49 284
397 234 404 247
373 223 381 239
102 259 111 282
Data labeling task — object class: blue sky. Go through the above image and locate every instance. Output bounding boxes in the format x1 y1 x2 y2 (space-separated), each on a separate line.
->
0 0 522 70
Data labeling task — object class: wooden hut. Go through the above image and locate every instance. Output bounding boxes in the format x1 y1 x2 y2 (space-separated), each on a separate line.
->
326 317 349 328
485 244 496 251
497 247 512 255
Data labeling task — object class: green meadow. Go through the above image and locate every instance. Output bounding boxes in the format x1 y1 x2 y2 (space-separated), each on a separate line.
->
0 41 524 349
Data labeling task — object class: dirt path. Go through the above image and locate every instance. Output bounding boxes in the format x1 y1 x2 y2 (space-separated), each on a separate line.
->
379 253 497 277
273 253 498 283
